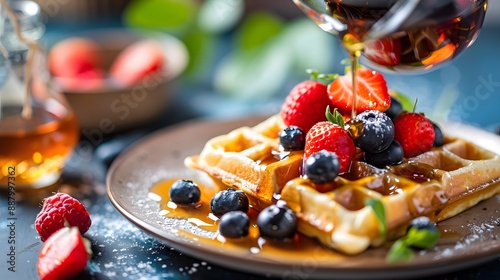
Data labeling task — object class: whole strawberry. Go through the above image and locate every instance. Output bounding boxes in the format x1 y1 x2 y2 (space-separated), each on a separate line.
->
35 193 91 242
280 71 334 133
393 112 435 157
304 109 356 174
328 67 390 115
38 227 92 280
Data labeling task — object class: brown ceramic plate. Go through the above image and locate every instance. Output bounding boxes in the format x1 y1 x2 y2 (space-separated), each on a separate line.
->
107 116 500 279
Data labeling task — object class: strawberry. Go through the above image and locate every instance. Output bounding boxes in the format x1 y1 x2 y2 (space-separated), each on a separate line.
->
35 193 91 242
280 72 334 133
364 37 401 67
393 112 435 158
327 67 390 115
304 110 356 174
38 227 92 280
110 40 164 87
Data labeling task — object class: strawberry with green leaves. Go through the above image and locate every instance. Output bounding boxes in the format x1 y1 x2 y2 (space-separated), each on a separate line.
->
304 107 356 174
393 112 435 157
280 70 337 133
327 67 391 115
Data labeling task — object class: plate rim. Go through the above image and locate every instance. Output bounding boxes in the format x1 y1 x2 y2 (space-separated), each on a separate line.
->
106 116 500 279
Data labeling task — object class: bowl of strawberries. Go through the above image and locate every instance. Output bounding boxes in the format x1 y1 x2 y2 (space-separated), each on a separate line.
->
47 28 188 131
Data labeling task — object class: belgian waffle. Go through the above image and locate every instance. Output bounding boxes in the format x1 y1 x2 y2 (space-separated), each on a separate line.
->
185 115 500 254
185 115 302 208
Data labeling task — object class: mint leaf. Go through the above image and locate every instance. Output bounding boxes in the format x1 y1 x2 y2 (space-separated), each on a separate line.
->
326 106 345 128
365 198 387 238
387 239 413 263
386 220 440 263
404 227 440 249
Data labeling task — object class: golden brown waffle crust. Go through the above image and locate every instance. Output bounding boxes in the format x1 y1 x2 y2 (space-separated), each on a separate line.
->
185 115 500 255
185 115 303 207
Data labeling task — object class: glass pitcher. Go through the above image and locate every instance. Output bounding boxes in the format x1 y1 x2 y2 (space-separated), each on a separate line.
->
0 0 79 189
292 0 487 74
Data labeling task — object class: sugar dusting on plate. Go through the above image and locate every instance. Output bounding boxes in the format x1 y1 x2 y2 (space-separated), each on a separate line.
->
85 176 214 279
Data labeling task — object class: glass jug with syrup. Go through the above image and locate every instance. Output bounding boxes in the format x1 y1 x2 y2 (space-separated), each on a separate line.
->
292 0 487 74
0 0 79 189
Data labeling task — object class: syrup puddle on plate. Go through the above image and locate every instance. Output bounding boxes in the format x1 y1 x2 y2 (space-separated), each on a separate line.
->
148 178 353 262
147 176 500 265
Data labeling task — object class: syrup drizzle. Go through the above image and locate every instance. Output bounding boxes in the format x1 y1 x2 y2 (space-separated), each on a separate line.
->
148 179 345 260
148 159 453 254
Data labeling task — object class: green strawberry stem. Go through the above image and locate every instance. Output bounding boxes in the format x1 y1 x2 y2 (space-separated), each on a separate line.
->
306 69 339 84
341 58 363 73
412 98 419 113
325 106 345 128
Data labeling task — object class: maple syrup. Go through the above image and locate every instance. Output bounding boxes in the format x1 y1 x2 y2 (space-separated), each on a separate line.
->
326 0 487 73
324 0 488 120
149 178 345 258
0 105 79 188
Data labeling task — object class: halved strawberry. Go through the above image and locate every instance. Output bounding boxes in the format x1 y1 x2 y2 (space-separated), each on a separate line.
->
110 40 165 87
327 67 391 115
364 37 401 67
37 227 92 280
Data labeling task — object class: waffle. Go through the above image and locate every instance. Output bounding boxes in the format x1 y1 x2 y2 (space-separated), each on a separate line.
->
185 115 303 208
185 115 500 254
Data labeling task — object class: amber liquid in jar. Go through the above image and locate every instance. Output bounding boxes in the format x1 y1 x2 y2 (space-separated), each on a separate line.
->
0 105 79 188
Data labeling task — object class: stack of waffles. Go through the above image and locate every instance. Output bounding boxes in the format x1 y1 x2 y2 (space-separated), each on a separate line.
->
185 115 500 255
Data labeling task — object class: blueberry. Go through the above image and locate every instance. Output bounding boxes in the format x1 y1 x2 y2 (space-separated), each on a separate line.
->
354 110 394 153
386 96 403 119
305 150 340 184
408 216 437 233
210 188 249 217
257 204 297 240
219 211 250 238
169 180 201 205
432 122 444 147
279 126 306 150
364 140 403 168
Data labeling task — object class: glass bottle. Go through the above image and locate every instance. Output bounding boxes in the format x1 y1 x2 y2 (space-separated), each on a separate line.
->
0 0 79 189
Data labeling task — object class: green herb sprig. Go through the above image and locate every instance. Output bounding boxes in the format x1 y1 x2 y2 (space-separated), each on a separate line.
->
386 226 440 263
365 198 387 238
364 198 440 263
